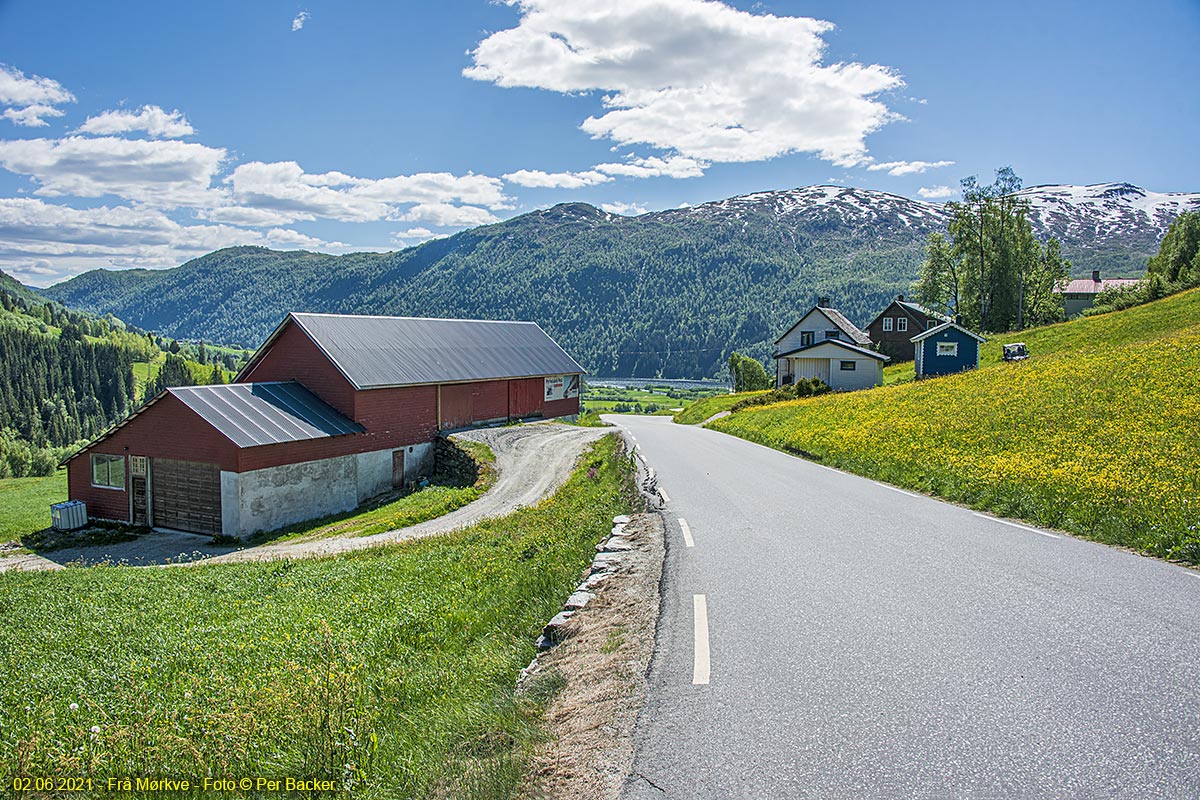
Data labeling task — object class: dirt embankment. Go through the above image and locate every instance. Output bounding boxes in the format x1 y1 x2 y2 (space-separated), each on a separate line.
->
520 513 666 800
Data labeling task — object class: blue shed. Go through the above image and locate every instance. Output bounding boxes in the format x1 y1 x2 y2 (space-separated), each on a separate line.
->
911 322 986 378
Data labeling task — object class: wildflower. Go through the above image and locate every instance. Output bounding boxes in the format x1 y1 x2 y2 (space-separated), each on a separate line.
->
69 702 79 711
90 725 101 734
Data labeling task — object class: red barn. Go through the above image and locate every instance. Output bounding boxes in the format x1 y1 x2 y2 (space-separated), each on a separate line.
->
66 313 584 537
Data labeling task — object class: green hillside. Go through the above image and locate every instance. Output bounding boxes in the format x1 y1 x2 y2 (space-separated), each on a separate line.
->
710 288 1200 563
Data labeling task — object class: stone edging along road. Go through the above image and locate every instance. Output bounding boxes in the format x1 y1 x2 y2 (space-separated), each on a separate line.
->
0 423 610 572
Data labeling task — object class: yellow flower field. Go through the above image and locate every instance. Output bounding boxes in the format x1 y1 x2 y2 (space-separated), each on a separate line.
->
711 299 1200 562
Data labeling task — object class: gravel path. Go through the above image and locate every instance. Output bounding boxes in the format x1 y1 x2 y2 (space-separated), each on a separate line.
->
0 423 610 572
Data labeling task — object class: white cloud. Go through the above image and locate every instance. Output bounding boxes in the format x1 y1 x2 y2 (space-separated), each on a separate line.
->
917 185 956 200
465 0 902 167
390 227 441 247
600 201 648 216
78 105 195 138
503 169 613 189
2 104 66 127
593 154 706 179
195 205 307 227
0 197 345 284
0 64 75 108
226 161 509 224
0 64 75 127
292 11 310 31
865 159 953 176
399 203 499 227
0 135 227 207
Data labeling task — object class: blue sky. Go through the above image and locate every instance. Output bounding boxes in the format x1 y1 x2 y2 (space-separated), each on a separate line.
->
0 0 1196 286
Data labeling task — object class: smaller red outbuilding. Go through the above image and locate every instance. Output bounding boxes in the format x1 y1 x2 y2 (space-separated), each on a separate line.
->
66 313 585 537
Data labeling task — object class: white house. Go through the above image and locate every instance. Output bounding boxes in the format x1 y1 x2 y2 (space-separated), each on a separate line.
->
774 299 888 391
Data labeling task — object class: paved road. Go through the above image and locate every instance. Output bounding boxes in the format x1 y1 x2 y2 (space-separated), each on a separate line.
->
608 415 1200 800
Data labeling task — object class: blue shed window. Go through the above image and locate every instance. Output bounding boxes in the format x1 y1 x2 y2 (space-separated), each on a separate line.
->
937 342 958 357
839 360 856 371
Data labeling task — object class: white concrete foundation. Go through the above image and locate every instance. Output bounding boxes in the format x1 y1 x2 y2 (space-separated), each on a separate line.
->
220 441 436 538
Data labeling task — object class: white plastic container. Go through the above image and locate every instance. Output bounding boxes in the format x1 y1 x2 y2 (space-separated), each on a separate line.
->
51 500 88 531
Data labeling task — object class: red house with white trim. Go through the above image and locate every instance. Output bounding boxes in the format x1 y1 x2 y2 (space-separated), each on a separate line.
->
66 313 584 537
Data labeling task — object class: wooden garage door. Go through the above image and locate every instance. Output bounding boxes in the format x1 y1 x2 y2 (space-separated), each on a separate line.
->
152 458 222 534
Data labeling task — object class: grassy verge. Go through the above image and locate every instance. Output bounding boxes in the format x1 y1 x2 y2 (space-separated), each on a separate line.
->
0 472 66 541
673 391 763 425
0 434 640 798
710 322 1200 563
247 440 497 545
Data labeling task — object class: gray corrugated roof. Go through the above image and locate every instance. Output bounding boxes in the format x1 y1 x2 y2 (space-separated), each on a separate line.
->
288 313 585 389
172 381 363 448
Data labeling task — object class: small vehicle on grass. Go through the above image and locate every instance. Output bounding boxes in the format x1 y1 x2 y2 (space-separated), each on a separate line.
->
1003 343 1029 362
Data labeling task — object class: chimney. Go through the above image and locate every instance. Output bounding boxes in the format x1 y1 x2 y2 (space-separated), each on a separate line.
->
817 297 831 308
897 294 905 301
954 314 962 325
1092 269 1101 283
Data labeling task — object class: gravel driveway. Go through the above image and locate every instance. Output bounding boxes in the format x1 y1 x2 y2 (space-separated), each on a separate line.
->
1 423 610 572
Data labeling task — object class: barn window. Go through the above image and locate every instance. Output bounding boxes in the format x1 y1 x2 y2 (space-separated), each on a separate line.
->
937 342 959 357
839 361 856 371
91 454 126 489
897 317 908 332
883 318 894 332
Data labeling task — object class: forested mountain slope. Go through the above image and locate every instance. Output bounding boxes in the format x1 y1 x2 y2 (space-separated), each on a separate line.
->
43 183 1198 378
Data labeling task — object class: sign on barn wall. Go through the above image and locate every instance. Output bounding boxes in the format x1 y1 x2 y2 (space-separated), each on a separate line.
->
545 374 580 401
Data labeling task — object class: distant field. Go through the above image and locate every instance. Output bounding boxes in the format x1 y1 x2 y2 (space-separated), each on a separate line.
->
0 435 639 797
673 391 762 425
583 383 724 416
0 472 66 539
711 289 1200 563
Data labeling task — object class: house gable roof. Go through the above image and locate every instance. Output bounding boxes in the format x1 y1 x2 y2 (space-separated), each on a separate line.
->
240 312 586 390
1056 278 1141 295
910 321 987 343
775 305 872 347
867 299 951 330
777 338 889 361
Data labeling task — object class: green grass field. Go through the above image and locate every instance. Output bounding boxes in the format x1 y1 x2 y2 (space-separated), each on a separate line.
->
0 434 639 798
710 289 1200 563
582 383 726 416
0 472 66 540
672 391 763 425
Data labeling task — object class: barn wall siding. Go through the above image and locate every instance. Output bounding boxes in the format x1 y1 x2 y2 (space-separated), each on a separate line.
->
544 396 580 419
239 321 357 417
509 378 545 418
68 394 242 523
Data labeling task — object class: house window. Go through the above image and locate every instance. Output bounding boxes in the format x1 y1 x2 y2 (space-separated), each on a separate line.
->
839 360 856 371
826 330 841 340
928 320 937 329
883 318 893 332
897 317 908 332
91 454 126 489
800 331 814 347
937 342 959 357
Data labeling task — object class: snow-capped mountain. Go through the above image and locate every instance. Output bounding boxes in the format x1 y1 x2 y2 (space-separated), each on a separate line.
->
1016 183 1200 258
657 182 1197 274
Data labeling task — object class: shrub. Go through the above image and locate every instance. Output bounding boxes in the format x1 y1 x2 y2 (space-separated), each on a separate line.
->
729 378 831 412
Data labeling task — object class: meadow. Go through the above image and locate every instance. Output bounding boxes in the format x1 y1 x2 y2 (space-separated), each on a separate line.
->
582 382 726 416
710 289 1200 563
673 391 764 425
0 434 639 799
0 472 66 540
